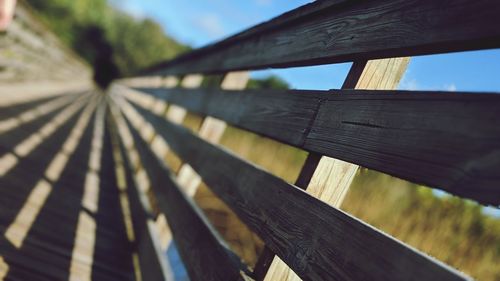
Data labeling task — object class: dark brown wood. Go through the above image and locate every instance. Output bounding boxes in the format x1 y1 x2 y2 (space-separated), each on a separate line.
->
341 60 368 89
116 108 249 281
143 0 500 75
130 87 321 147
304 92 500 206
107 113 166 281
253 58 370 280
0 108 88 281
0 101 136 281
253 247 276 281
253 153 321 280
125 106 471 281
128 87 500 205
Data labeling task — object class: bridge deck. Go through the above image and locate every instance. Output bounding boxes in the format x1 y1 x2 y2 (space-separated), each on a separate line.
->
0 92 136 281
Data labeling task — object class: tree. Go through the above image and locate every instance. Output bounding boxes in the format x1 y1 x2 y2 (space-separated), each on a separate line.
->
247 75 290 90
26 0 188 85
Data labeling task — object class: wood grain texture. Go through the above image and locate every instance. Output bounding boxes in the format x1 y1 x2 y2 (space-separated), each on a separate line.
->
131 87 321 147
119 89 266 268
143 0 500 75
128 107 471 281
129 86 500 205
262 58 409 281
120 113 249 281
111 90 249 280
304 92 500 205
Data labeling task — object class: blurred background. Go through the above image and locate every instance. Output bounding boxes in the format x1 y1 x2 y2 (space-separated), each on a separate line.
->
1 0 499 280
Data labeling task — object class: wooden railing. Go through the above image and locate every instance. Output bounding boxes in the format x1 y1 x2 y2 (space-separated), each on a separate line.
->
110 0 500 280
1 0 499 280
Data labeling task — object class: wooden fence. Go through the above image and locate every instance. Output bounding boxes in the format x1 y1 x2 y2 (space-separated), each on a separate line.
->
0 0 499 280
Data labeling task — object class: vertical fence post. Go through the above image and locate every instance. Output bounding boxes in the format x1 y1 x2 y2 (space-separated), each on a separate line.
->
261 57 410 281
164 74 202 124
140 74 201 260
177 71 249 196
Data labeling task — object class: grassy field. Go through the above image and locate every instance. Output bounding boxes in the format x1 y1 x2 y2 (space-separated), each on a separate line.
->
180 114 499 280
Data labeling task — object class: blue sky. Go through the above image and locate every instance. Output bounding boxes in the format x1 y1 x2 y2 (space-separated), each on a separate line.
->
112 0 500 92
111 0 500 215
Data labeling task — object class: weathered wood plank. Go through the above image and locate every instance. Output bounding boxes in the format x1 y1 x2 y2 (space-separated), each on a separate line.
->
130 87 320 147
127 107 471 281
108 113 168 281
0 110 97 281
164 74 203 124
177 71 249 196
0 93 77 122
304 92 500 205
119 108 250 281
128 87 500 205
0 97 134 281
262 57 409 281
108 96 175 280
143 0 500 75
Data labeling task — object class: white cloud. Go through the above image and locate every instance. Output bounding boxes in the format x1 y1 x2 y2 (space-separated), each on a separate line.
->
399 78 419 91
444 83 457 92
194 14 226 39
399 76 458 92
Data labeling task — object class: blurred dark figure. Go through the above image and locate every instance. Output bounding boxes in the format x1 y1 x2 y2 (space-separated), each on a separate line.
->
76 26 120 89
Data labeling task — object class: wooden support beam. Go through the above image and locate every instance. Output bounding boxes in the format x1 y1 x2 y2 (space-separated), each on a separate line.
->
254 60 371 280
115 97 252 281
108 99 174 281
165 74 203 124
128 79 500 205
174 71 261 267
177 71 249 196
108 111 171 281
114 74 203 258
127 101 471 281
263 57 409 281
144 0 500 75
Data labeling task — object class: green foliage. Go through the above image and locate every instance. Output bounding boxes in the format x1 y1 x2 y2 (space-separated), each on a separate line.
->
200 74 290 90
25 0 188 76
216 128 500 280
343 169 500 281
247 75 290 90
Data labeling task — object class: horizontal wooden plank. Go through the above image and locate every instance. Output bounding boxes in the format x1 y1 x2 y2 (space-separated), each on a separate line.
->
129 86 320 147
143 0 500 75
0 102 133 281
107 115 168 281
114 105 249 281
128 87 500 205
126 105 471 281
305 93 500 206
